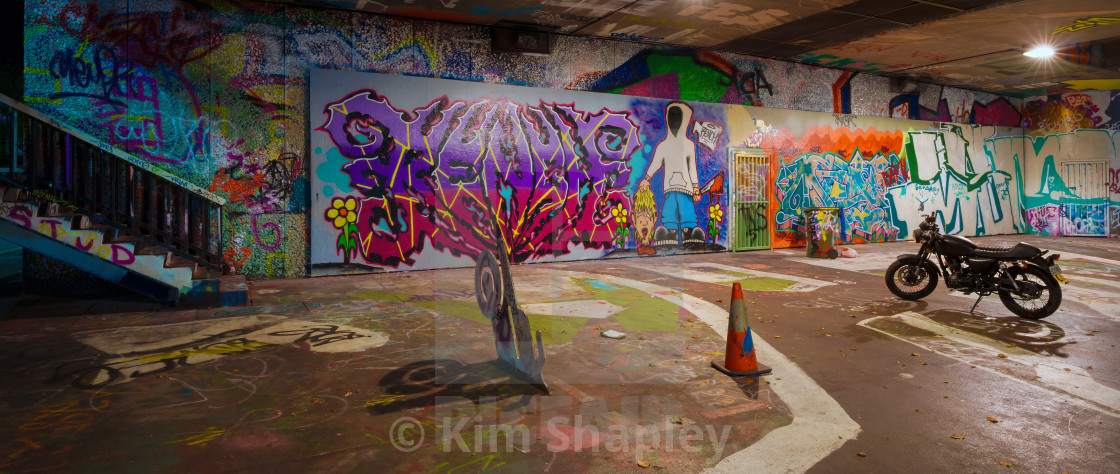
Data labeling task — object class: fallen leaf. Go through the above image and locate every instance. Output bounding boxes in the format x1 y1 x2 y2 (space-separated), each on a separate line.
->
716 299 723 303
826 334 833 337
344 391 352 397
670 416 683 424
997 353 1008 359
950 434 965 439
1064 368 1071 372
1087 365 1093 369
987 417 998 423
774 335 781 338
857 452 866 457
999 461 1013 467
911 353 920 356
637 460 650 468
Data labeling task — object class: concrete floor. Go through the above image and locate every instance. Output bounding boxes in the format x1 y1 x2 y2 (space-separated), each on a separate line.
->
0 235 1117 472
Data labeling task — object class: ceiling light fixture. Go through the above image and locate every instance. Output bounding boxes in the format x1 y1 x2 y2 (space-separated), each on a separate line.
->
1023 45 1055 58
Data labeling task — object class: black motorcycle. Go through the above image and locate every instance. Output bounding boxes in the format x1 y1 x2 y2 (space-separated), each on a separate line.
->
885 214 1068 319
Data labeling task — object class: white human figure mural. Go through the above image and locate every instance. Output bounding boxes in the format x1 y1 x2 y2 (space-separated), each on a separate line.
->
639 102 705 245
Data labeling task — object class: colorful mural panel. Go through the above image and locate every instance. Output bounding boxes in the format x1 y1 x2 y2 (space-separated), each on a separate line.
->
991 129 1119 237
23 0 1095 279
309 70 728 274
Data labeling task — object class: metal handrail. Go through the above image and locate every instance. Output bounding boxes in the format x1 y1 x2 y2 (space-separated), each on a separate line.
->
0 93 224 273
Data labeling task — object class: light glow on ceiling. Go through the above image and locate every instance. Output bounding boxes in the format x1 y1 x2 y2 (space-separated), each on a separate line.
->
1023 45 1055 58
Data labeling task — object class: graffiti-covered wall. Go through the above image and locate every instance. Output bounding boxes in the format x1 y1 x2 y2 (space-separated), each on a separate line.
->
310 70 729 274
1021 90 1119 237
23 0 1034 278
724 109 1028 248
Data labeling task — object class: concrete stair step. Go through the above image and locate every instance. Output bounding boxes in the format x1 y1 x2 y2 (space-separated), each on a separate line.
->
37 202 75 218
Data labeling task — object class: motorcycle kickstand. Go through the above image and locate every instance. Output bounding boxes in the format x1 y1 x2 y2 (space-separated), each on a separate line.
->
969 294 984 314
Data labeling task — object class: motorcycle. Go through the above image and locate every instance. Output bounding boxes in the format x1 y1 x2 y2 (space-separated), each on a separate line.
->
885 214 1068 319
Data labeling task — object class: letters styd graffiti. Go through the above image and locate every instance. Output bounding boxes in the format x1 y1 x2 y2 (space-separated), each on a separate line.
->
317 90 640 268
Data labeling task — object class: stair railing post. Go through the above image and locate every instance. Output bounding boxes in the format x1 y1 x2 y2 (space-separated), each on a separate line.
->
218 205 224 273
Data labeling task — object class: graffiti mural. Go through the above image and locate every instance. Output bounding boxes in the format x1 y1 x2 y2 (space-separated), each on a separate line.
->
989 129 1119 237
310 70 728 274
24 0 1095 281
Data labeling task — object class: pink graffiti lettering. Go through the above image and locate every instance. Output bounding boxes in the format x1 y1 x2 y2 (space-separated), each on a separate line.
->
110 245 135 265
74 233 96 251
7 205 32 228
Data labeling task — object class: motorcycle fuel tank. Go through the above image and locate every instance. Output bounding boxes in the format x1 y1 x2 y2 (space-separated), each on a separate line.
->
938 234 978 257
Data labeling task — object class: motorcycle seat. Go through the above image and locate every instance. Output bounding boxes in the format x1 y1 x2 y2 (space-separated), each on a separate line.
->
972 242 1039 259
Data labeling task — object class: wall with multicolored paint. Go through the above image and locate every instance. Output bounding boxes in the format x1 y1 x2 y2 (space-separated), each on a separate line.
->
724 108 1028 249
309 70 730 274
1020 91 1119 237
22 0 1034 278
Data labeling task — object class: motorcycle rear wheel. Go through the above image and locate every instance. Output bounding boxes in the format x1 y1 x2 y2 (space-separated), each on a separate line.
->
998 266 1061 319
885 260 938 300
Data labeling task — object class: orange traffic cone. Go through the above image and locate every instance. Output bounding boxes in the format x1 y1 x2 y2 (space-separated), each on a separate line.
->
712 282 772 377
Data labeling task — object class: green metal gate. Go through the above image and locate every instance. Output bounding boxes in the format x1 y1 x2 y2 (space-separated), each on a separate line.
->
729 149 770 251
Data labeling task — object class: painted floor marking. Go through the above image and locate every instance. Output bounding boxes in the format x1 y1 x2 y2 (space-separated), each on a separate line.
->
627 262 836 292
859 312 1120 419
789 252 899 272
1053 251 1120 268
559 271 860 473
520 300 623 319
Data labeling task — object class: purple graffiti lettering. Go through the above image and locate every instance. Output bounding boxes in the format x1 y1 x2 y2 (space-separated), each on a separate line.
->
110 245 135 265
251 214 282 252
7 205 32 228
74 233 95 251
318 89 642 268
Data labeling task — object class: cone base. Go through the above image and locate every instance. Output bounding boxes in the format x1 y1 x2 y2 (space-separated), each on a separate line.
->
711 360 772 377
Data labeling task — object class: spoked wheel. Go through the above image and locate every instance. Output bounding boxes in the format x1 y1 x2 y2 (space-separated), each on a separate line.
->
885 260 938 300
998 266 1061 319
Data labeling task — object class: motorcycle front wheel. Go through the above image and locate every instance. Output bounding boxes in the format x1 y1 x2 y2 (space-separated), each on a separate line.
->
885 260 938 300
998 266 1062 319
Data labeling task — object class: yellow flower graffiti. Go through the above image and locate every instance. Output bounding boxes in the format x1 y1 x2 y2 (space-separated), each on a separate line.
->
709 203 723 222
611 203 628 226
327 197 358 229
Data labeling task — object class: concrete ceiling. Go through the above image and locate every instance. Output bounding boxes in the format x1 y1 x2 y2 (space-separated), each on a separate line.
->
280 0 1120 96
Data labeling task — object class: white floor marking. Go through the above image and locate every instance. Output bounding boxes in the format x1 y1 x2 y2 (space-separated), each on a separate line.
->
558 271 860 472
790 251 899 272
627 262 836 292
520 300 623 319
859 312 1120 418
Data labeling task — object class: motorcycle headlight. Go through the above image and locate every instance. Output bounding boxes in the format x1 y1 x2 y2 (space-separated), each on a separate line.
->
912 229 924 242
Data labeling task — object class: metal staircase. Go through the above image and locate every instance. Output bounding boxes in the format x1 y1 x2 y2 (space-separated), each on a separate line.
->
0 93 230 305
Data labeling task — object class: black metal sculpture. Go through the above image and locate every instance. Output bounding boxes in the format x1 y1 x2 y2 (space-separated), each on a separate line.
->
473 176 547 393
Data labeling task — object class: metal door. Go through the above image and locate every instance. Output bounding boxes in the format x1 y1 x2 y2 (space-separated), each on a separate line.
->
1060 161 1107 236
729 149 770 250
